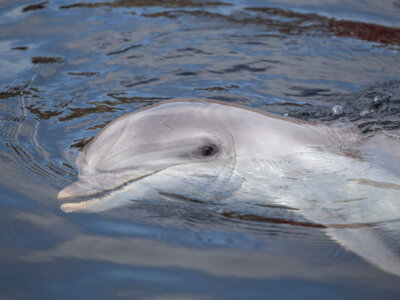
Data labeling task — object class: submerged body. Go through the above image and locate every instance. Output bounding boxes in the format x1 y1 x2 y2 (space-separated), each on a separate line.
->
58 99 400 277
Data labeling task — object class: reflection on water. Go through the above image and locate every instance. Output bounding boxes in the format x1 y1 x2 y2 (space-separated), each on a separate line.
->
1 0 400 299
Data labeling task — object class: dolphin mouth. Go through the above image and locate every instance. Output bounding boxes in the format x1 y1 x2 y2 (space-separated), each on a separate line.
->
57 170 161 201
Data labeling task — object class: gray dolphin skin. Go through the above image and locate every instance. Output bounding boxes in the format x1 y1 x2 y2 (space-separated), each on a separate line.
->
58 99 400 277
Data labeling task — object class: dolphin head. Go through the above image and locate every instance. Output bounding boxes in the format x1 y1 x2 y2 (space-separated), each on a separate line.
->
56 99 400 277
58 100 240 203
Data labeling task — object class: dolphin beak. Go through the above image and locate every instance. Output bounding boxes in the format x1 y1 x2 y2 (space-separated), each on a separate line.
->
57 179 97 200
57 170 157 200
57 175 118 199
57 176 126 213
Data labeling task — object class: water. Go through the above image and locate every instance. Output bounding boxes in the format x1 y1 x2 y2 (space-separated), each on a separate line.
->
1 0 400 299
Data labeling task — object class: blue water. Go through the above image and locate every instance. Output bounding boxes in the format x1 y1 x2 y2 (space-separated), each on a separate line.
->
1 0 400 299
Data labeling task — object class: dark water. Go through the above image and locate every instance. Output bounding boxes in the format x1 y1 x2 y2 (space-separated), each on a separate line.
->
1 0 400 299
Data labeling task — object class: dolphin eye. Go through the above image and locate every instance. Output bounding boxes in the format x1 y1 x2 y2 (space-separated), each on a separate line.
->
201 144 218 157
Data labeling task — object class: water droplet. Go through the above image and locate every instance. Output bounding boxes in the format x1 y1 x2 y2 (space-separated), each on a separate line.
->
332 105 343 115
373 95 382 105
360 110 371 117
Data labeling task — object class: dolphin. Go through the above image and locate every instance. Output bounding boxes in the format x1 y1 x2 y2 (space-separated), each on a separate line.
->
58 99 400 277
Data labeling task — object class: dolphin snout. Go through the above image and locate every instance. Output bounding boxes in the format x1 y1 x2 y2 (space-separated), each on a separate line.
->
57 170 154 200
57 179 96 200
